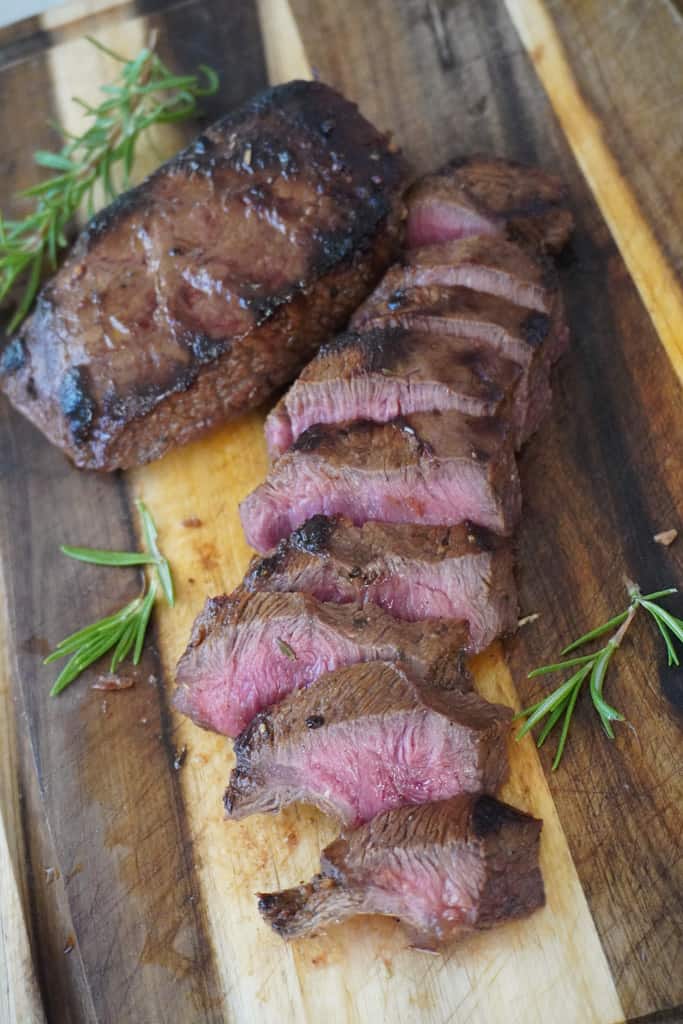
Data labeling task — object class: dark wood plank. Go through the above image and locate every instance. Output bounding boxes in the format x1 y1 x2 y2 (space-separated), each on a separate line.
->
545 0 683 283
288 0 683 1017
0 1 267 1019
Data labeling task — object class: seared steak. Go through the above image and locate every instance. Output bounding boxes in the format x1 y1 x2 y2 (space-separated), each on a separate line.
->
241 411 520 553
405 155 573 253
264 325 522 458
225 661 512 825
258 794 544 948
1 81 407 470
356 282 566 443
174 590 469 736
352 236 562 317
243 516 517 650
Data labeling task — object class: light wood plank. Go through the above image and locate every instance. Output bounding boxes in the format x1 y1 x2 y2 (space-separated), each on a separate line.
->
0 564 45 1024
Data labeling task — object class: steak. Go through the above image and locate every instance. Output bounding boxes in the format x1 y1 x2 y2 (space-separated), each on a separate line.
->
243 515 517 651
240 411 521 553
351 236 561 316
258 795 544 948
353 285 559 446
264 325 523 458
225 661 512 826
405 155 573 253
1 81 407 470
174 590 470 737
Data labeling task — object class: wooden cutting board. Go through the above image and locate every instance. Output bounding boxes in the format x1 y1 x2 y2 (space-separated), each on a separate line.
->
1 1 682 1022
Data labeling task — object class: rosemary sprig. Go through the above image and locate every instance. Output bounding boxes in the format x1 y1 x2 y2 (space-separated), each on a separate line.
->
45 501 174 695
1 35 218 333
516 582 682 769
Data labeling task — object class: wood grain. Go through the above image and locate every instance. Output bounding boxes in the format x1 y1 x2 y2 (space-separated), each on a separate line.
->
0 562 45 1024
0 806 45 1024
0 0 681 1021
542 0 683 285
504 0 683 384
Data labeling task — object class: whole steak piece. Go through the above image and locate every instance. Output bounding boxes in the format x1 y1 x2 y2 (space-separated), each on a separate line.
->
174 590 470 737
243 516 518 651
0 81 407 470
225 660 512 825
258 794 544 949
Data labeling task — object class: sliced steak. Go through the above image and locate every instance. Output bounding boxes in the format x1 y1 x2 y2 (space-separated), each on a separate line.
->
243 516 517 651
258 795 544 948
225 660 512 825
353 284 560 444
264 324 523 458
352 236 561 316
1 80 407 470
174 590 470 737
241 411 520 553
405 155 573 253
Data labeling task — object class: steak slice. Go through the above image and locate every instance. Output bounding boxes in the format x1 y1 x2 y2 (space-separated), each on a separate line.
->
174 590 470 737
258 795 544 948
243 515 517 651
1 81 407 470
264 324 523 458
405 155 573 253
225 661 512 826
351 236 561 316
353 283 560 444
240 411 521 554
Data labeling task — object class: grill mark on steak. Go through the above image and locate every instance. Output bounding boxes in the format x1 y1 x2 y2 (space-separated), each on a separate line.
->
264 325 523 458
1 80 407 470
405 155 573 253
242 516 518 651
174 590 470 737
258 795 544 948
224 661 511 825
240 410 521 553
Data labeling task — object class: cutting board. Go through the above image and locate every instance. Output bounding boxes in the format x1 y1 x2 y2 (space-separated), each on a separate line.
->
1 1 682 1022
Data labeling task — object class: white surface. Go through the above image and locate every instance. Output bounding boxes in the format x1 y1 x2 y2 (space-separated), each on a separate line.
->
1 0 65 29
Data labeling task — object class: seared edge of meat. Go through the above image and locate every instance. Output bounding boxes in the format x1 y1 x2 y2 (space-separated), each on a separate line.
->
241 410 522 553
174 589 470 737
264 324 523 457
224 660 510 824
258 794 544 947
242 515 518 651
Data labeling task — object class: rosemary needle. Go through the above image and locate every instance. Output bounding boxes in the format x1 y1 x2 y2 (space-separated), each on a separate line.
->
516 582 683 768
1 35 218 333
46 502 174 695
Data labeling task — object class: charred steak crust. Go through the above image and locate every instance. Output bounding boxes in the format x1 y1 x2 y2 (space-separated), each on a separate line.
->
241 410 521 552
242 515 518 651
1 81 408 470
258 795 544 946
264 324 524 457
